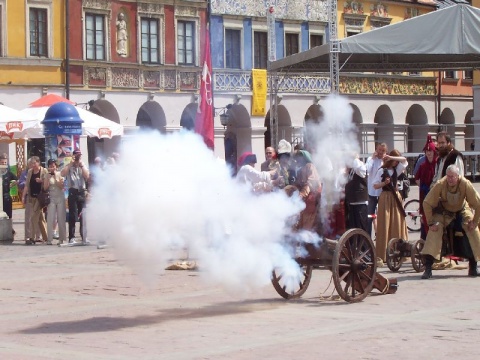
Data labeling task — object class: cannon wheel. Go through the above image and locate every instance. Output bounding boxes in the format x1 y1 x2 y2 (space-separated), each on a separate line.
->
411 239 426 273
271 264 313 299
386 238 403 272
332 228 376 303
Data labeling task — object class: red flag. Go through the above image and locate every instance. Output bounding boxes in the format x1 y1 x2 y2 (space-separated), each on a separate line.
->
195 27 214 150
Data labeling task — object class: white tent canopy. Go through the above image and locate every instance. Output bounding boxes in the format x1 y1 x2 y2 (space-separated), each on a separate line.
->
20 106 124 139
270 4 480 73
0 104 40 139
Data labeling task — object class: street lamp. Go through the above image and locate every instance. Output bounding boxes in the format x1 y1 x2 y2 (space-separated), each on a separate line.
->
216 104 233 127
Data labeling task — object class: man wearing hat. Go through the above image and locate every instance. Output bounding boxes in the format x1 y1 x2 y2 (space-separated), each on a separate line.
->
61 149 89 243
275 139 295 189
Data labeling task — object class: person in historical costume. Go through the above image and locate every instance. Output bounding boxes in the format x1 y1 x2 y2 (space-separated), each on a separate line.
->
344 155 368 233
421 164 480 279
289 150 322 232
415 135 438 240
372 150 408 267
261 146 279 172
431 131 464 185
236 152 281 193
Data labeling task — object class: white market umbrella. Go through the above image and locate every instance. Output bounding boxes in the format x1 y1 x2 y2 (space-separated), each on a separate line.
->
0 104 41 140
20 106 124 139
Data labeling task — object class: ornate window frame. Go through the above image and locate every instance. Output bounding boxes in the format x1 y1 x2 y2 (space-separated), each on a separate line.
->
308 21 327 49
138 3 165 65
283 22 301 56
223 17 243 69
343 13 367 37
174 6 199 67
82 0 111 62
25 0 53 58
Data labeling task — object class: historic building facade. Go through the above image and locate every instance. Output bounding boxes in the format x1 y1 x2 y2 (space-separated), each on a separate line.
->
210 0 473 170
0 0 207 160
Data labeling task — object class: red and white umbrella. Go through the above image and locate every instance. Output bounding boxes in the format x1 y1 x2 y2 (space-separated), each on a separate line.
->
20 94 124 139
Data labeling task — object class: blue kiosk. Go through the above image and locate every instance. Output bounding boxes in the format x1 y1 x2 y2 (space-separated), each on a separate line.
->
42 102 85 247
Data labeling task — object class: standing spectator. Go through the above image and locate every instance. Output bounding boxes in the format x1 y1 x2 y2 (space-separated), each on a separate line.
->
61 150 89 243
414 135 438 240
431 131 464 185
19 158 41 242
43 159 66 245
344 155 368 233
261 146 279 172
366 142 388 238
0 153 18 236
22 156 48 245
373 150 408 267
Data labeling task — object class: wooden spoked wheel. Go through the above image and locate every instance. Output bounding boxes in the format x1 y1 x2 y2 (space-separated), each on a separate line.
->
411 239 426 272
332 229 376 303
386 238 404 272
271 264 313 299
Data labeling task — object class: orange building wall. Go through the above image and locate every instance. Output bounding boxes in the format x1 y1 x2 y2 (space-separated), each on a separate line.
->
441 72 473 97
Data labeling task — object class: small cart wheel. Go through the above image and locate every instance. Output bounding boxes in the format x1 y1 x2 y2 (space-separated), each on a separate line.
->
386 238 404 272
271 264 313 299
411 239 426 272
332 228 376 303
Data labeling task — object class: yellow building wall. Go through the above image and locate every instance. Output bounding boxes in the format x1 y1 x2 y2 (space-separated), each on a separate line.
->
3 0 65 85
337 2 435 77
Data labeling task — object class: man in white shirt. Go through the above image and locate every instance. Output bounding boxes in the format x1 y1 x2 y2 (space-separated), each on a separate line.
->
366 142 387 238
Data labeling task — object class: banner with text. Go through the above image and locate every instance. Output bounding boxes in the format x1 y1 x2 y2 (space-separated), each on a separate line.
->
251 69 267 116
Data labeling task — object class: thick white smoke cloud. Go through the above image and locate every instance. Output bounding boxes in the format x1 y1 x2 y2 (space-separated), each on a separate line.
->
88 130 310 294
305 95 359 226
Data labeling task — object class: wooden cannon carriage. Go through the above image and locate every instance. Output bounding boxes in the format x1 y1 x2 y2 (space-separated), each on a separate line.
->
271 228 398 303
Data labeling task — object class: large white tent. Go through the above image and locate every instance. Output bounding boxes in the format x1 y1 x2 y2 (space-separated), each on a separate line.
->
21 106 124 139
270 4 480 73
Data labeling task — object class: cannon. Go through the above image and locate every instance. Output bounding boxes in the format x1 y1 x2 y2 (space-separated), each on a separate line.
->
271 228 398 303
386 238 426 273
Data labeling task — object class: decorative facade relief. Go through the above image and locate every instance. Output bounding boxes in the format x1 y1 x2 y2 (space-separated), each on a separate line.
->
163 70 177 90
175 6 197 17
370 2 387 17
138 2 164 14
179 71 198 90
143 70 161 89
339 77 436 96
210 0 328 22
82 0 110 10
343 1 364 14
85 67 107 87
111 67 139 88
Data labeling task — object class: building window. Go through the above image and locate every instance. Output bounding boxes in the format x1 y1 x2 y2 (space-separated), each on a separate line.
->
444 70 456 79
464 70 473 80
141 18 160 64
225 29 241 69
285 33 299 56
29 8 48 57
310 34 323 49
177 20 195 65
85 13 105 60
254 31 268 69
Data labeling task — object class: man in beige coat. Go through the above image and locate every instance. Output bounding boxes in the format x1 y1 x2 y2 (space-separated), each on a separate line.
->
421 164 480 279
